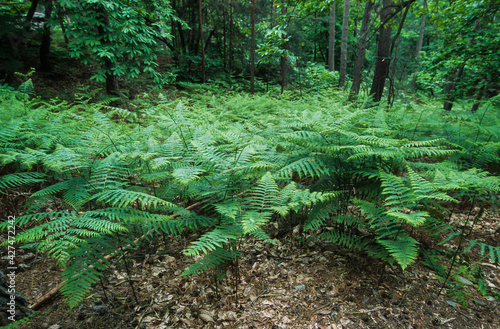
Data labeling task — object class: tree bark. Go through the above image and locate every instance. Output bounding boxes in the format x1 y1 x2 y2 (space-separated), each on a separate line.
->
280 3 288 94
370 0 415 103
369 0 395 103
40 0 53 72
387 3 410 104
443 66 464 111
349 0 374 100
443 19 480 111
250 0 256 94
328 2 336 72
198 0 206 83
22 0 40 37
471 83 486 112
96 6 120 96
339 0 351 87
411 0 427 90
229 0 234 73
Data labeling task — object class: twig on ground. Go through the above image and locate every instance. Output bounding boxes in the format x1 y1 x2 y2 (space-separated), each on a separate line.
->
243 283 270 313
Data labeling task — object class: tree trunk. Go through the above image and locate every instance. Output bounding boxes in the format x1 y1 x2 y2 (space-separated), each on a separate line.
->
22 0 40 36
471 83 486 112
387 3 410 104
328 2 336 72
349 0 374 100
411 0 427 91
39 0 53 72
223 5 227 69
369 0 394 103
198 0 206 83
96 6 120 96
443 66 464 111
229 0 234 73
250 0 256 94
280 3 288 94
339 0 350 87
443 19 480 111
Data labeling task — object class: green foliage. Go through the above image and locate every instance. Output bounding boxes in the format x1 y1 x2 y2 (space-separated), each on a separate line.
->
57 0 177 86
1 82 499 309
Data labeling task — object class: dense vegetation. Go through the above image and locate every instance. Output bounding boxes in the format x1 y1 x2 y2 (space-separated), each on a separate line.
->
0 0 499 325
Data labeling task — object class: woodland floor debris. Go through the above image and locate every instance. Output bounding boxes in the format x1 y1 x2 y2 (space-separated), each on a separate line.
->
2 212 499 329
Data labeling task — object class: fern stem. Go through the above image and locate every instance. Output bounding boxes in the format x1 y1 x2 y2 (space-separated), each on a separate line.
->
99 276 110 302
437 197 476 297
122 254 139 305
411 110 424 140
93 126 120 152
164 106 189 150
145 161 158 197
474 103 490 142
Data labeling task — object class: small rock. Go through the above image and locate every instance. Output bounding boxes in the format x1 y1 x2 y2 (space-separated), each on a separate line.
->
93 305 106 315
295 284 305 291
47 325 62 329
199 313 214 323
474 300 486 306
456 276 473 286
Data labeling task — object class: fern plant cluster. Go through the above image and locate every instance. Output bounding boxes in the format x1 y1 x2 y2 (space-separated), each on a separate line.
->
1 82 499 308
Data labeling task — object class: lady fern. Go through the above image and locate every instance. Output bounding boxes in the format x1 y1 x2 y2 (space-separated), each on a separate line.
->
1 83 499 309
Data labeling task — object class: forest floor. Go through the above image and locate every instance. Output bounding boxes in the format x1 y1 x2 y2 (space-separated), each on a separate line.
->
3 207 500 329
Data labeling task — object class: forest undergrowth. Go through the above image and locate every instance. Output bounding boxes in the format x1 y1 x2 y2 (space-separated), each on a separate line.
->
1 80 499 327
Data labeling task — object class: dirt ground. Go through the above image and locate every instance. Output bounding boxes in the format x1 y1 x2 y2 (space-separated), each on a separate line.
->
2 212 499 329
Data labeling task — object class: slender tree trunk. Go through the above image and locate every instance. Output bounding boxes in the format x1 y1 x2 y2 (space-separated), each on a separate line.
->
339 0 350 87
387 3 410 104
229 0 234 73
370 0 415 103
369 0 394 103
250 0 256 94
471 83 486 112
223 5 227 70
96 6 120 96
280 3 288 94
198 0 206 82
349 0 374 100
443 66 464 111
55 4 70 44
313 11 317 62
411 0 427 90
328 2 336 72
443 19 480 111
39 0 53 72
22 0 40 36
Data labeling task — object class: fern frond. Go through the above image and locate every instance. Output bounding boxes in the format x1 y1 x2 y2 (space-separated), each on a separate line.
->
0 172 46 191
378 236 419 270
181 248 239 279
92 189 177 210
184 224 242 256
319 231 368 250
